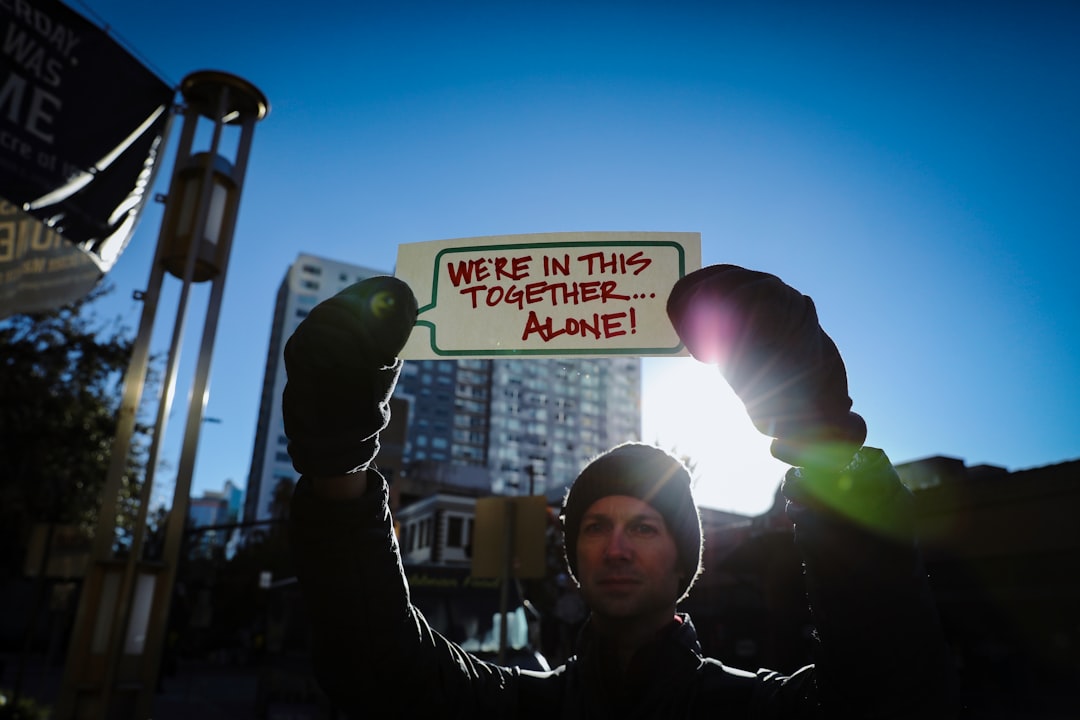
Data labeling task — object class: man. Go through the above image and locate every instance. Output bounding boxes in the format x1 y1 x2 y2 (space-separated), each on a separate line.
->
285 266 958 718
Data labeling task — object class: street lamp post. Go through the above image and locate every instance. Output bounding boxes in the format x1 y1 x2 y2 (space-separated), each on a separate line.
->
55 71 268 720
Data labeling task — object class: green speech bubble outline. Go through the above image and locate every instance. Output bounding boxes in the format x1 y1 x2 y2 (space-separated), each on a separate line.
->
413 240 688 357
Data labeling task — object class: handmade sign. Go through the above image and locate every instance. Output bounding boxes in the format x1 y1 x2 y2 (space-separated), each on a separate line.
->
395 231 701 359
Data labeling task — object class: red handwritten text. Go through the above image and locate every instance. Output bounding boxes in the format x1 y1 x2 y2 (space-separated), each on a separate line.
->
447 255 532 287
459 280 628 310
576 251 651 276
521 309 636 342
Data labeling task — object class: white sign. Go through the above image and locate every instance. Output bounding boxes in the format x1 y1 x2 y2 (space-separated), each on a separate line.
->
396 231 701 359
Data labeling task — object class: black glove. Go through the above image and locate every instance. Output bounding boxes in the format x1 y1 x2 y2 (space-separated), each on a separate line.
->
283 276 418 477
666 264 866 469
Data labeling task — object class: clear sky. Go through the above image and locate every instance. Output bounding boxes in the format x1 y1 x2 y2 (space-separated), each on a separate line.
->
72 0 1079 515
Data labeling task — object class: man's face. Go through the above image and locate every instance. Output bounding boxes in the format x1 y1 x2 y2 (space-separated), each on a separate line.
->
575 495 682 628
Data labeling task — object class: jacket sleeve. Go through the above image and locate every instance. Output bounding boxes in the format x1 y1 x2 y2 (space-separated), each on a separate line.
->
783 447 960 719
288 469 526 717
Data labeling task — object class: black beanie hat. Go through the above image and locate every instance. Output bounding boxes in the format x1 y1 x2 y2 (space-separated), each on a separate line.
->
560 443 703 602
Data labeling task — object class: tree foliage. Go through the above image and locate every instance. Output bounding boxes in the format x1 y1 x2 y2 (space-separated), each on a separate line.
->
0 284 151 577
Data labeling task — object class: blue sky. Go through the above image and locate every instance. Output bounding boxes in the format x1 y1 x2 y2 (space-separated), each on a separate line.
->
74 0 1079 514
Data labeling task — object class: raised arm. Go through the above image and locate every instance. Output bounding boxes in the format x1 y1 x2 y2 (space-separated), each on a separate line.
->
282 277 537 717
667 265 959 718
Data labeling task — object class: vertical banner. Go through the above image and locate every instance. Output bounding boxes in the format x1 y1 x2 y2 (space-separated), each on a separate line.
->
0 0 174 317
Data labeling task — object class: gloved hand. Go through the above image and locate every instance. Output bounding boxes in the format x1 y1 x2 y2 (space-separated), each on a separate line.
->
283 276 418 477
666 264 866 469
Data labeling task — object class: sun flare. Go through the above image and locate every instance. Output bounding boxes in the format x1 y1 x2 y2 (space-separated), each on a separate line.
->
642 357 789 515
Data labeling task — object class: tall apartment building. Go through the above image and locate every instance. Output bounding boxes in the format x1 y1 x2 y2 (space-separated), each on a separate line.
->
396 356 641 499
244 254 642 522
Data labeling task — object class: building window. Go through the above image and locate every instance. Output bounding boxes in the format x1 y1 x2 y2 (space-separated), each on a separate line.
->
301 264 322 275
447 516 464 547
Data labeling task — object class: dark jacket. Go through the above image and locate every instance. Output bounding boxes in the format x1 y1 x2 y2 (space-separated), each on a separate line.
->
289 447 957 718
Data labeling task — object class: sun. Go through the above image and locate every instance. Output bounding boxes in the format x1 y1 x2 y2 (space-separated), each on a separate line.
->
641 357 789 515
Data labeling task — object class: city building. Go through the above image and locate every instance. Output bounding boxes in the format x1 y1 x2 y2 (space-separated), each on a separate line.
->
396 493 479 567
395 355 642 502
188 479 243 528
187 479 243 558
244 254 642 523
